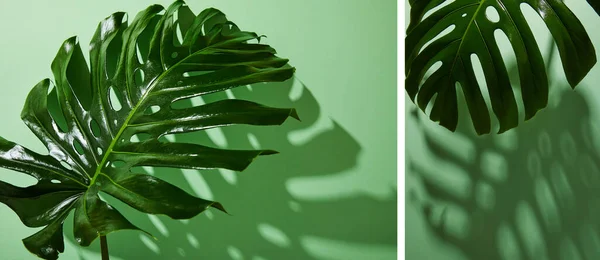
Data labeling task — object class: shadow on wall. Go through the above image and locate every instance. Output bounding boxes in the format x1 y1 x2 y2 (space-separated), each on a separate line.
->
409 83 600 259
64 76 397 260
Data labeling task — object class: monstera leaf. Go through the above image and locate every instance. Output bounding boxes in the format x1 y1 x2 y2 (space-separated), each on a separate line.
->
0 1 297 259
406 0 598 134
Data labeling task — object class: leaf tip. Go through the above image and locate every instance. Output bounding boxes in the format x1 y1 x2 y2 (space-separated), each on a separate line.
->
259 150 279 156
289 109 300 121
210 202 230 215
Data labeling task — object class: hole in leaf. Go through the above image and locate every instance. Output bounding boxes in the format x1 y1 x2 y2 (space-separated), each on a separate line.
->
136 16 161 65
130 133 151 143
486 6 500 23
183 71 211 77
171 96 205 109
176 24 184 45
47 87 69 132
60 161 72 170
203 12 227 36
97 147 103 155
493 29 523 122
109 86 123 111
225 89 235 99
144 105 161 115
470 53 499 131
462 13 467 18
110 160 126 168
422 0 455 21
135 69 145 87
420 61 443 86
520 3 554 66
106 23 125 80
90 120 101 137
158 134 176 143
66 42 92 110
175 5 195 43
222 23 239 36
246 37 260 44
73 140 85 155
130 166 149 174
3 173 37 187
470 53 489 97
419 24 455 54
51 179 62 184
425 93 437 115
136 44 144 64
171 8 184 46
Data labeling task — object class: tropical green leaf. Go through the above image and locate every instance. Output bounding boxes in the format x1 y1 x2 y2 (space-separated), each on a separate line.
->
0 1 297 259
405 0 597 134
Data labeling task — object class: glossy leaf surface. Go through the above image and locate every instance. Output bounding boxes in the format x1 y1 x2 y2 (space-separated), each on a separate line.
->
0 1 297 259
406 0 597 134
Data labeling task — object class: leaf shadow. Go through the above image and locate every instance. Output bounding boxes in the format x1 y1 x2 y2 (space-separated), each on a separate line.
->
409 79 600 259
64 75 396 259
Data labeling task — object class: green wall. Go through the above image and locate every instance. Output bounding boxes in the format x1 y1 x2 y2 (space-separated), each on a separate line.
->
406 1 600 260
0 0 397 259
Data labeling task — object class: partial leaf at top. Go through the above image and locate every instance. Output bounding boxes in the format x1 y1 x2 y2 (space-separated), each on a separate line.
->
406 0 597 134
0 1 298 259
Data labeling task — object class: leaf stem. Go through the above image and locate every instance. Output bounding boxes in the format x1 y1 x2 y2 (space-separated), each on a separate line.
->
100 235 109 260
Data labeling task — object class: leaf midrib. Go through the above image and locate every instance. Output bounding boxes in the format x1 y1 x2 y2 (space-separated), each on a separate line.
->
448 0 485 75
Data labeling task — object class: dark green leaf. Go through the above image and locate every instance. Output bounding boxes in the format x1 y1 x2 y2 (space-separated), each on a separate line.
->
0 1 296 258
406 0 597 134
100 174 226 219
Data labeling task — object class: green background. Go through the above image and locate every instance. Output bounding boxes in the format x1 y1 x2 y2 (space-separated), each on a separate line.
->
406 1 600 260
0 0 397 259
